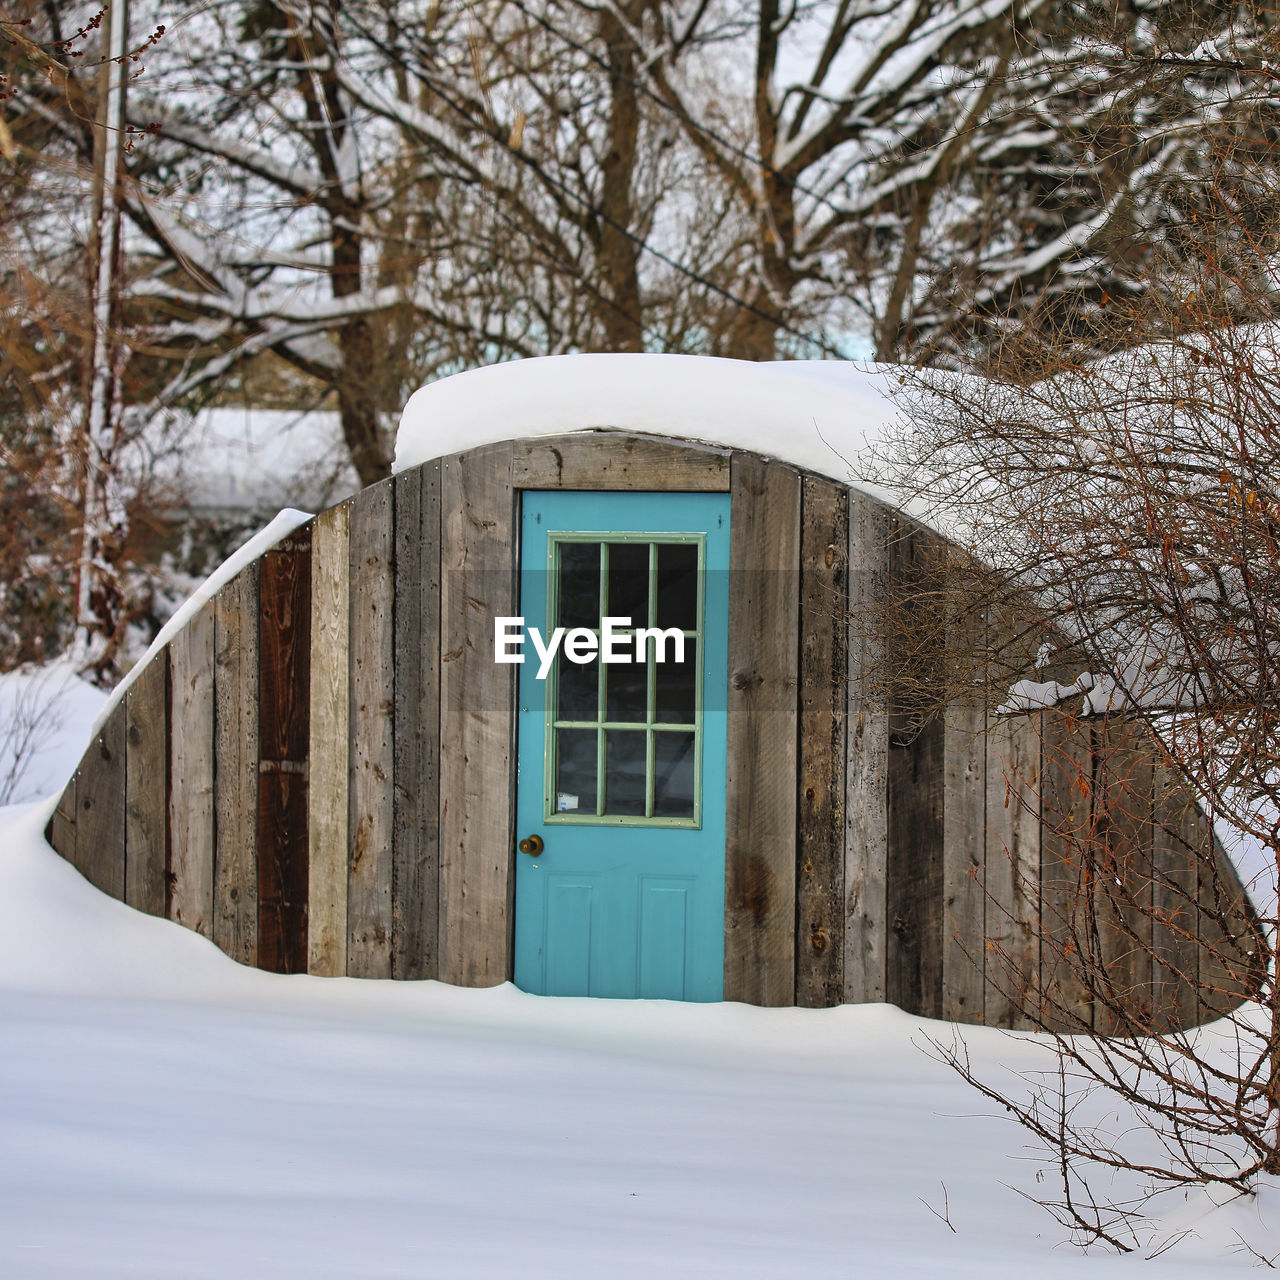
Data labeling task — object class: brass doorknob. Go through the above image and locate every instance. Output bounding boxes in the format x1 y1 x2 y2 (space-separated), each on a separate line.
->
518 834 544 856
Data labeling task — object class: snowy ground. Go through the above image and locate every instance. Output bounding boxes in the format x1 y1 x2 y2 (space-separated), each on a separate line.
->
0 794 1276 1278
1 649 1274 1277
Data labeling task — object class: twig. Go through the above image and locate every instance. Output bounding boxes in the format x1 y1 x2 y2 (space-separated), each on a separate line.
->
919 1180 957 1233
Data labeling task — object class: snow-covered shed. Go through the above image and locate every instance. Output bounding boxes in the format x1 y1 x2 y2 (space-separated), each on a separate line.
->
48 356 1253 1029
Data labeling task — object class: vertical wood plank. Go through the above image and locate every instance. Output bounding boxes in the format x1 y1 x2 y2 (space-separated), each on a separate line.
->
213 567 259 965
941 690 986 1023
49 775 76 862
348 480 396 978
393 466 442 981
983 712 1041 1029
1151 770 1199 1030
724 454 801 1006
796 476 847 1007
439 445 516 988
884 524 945 1020
257 532 311 974
1038 712 1095 1030
75 707 127 899
1195 803 1247 1021
308 503 350 977
257 771 308 972
1093 719 1154 1035
125 652 168 918
168 603 216 936
844 492 889 1005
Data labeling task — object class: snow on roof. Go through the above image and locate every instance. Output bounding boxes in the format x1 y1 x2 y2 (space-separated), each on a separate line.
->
394 354 908 492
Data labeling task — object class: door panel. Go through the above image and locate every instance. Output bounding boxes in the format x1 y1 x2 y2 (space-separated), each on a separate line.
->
514 491 730 1000
638 878 692 1000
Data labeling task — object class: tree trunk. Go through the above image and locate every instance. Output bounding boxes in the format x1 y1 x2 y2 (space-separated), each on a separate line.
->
330 208 391 486
597 7 644 352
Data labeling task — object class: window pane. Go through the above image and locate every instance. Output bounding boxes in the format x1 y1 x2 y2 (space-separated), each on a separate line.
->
558 542 600 630
653 732 695 818
606 542 649 627
604 649 647 724
656 543 698 630
655 638 696 725
604 730 647 816
555 728 597 814
558 651 597 722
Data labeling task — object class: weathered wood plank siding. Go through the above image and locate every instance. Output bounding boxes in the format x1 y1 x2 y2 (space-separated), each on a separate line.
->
49 775 76 865
168 602 216 937
1093 720 1154 1035
884 522 945 1020
214 568 260 965
941 694 987 1023
1195 799 1252 1021
983 712 1041 1030
513 433 730 491
1150 772 1200 1029
392 465 442 980
348 481 396 979
795 475 848 1007
124 652 168 918
724 454 801 1006
308 503 350 977
257 530 312 974
37 440 1257 1034
1038 714 1096 1030
438 445 517 987
844 493 889 1005
75 709 127 900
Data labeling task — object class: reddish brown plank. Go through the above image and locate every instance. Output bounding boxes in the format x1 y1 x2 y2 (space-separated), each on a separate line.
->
256 530 312 974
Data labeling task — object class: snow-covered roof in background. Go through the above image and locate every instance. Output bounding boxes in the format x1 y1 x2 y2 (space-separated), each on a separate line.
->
179 408 359 511
394 354 907 492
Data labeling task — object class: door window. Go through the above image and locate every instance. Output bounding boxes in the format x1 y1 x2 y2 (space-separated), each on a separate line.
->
545 534 704 826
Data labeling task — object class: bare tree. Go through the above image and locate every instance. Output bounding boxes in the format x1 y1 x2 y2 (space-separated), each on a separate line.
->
865 146 1280 1244
611 0 1280 362
1 4 175 680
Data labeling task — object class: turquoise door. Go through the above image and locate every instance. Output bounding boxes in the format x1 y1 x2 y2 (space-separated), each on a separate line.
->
513 491 730 1000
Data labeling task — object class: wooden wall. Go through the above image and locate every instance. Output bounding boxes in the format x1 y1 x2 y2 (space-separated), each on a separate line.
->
46 432 1254 1031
